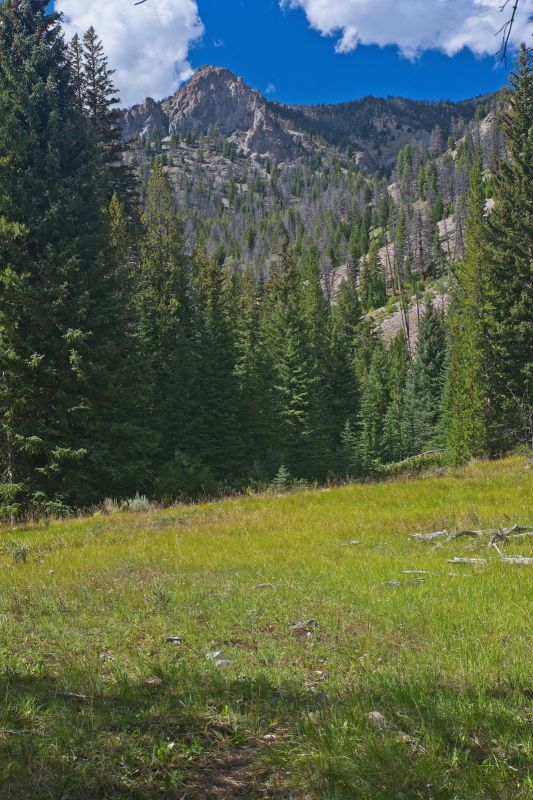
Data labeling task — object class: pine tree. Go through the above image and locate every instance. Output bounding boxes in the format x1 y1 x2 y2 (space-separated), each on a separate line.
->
360 239 387 311
487 44 533 447
382 332 410 463
446 162 493 460
358 342 390 473
194 250 244 480
81 26 135 206
261 242 324 478
68 33 84 113
135 159 197 467
402 301 446 456
234 273 268 477
0 1 148 505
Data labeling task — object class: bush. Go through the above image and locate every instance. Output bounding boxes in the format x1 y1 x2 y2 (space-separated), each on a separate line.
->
31 492 74 520
378 451 449 478
155 452 219 502
122 493 152 513
0 483 25 523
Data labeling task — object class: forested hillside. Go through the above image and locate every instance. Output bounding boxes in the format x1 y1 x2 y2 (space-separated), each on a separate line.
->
0 1 531 517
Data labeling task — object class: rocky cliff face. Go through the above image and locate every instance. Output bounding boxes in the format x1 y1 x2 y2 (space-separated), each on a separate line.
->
119 97 169 142
120 66 299 161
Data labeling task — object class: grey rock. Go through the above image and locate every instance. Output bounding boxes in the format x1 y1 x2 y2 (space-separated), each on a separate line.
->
165 636 183 646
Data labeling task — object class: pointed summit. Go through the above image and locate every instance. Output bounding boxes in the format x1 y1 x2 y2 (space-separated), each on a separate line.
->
119 65 298 160
162 66 296 159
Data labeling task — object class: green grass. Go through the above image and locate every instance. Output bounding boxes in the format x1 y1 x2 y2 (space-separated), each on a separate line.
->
1 457 532 799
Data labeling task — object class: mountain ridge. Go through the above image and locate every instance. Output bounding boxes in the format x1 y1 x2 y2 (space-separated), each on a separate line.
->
119 65 493 169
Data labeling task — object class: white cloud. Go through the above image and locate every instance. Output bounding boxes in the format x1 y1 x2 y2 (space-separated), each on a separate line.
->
281 0 533 59
58 0 204 106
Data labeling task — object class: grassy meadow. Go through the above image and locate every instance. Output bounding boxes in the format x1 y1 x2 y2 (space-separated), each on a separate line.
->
0 456 532 799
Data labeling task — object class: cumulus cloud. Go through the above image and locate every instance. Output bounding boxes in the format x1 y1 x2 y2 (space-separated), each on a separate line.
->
57 0 204 106
281 0 533 59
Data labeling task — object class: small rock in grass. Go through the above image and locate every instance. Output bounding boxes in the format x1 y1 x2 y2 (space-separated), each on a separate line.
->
375 580 401 589
165 636 183 646
214 659 232 668
367 711 389 730
145 676 163 688
447 558 486 564
290 620 318 637
98 651 115 662
206 650 223 660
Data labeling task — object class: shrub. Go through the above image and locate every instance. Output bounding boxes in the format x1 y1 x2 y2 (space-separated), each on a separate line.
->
378 450 449 478
31 492 74 520
122 493 152 513
0 484 25 523
155 452 218 502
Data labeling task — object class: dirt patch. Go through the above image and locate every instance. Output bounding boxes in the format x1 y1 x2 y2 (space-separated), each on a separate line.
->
183 741 290 799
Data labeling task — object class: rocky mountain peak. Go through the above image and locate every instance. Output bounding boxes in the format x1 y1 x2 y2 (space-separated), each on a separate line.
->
119 65 298 161
162 65 296 160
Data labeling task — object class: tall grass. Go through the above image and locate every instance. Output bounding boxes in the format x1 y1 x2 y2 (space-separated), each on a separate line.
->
0 456 531 798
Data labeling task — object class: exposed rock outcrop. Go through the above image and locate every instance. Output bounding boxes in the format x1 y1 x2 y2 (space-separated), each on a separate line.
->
119 97 169 142
120 66 298 161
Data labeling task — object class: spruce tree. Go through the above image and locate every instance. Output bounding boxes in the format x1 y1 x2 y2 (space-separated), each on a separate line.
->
261 242 324 478
194 250 244 480
487 44 533 447
135 159 197 471
68 33 84 113
0 1 148 505
382 332 410 463
402 301 446 456
360 239 387 311
446 162 493 460
234 273 268 476
81 26 135 206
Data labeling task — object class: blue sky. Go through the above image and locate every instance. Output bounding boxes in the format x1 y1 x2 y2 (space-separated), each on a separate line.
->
54 0 532 107
190 0 510 104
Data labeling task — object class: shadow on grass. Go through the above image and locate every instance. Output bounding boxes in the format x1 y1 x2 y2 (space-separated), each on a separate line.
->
0 669 312 800
1 670 531 800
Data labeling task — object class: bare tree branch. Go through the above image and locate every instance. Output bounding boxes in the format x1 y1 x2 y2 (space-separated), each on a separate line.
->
496 0 521 62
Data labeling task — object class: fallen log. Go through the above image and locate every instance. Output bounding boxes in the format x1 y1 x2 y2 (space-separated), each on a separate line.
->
410 531 448 541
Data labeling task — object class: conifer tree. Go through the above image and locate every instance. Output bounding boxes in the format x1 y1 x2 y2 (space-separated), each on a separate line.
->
68 33 84 113
0 1 147 505
135 160 196 467
446 162 493 460
358 342 390 473
402 300 446 456
382 332 410 462
234 273 268 475
81 26 135 206
261 242 324 478
487 44 533 446
194 250 244 480
360 239 387 311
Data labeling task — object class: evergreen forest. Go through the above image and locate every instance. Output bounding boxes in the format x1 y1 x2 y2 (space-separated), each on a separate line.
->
0 1 532 519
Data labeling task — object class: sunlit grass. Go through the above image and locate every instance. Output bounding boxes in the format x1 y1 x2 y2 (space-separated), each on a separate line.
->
1 456 532 798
